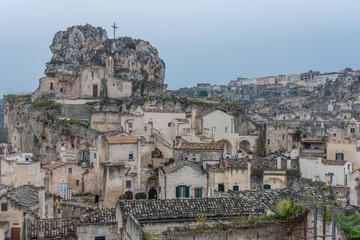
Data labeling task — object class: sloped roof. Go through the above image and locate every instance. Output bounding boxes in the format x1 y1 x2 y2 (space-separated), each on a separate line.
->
106 136 141 144
175 142 223 150
5 185 51 207
42 161 66 171
162 160 206 174
118 188 324 222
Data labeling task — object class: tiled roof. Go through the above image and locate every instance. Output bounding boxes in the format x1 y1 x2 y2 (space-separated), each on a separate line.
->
7 185 40 207
119 188 324 222
41 161 66 171
119 197 256 221
106 136 141 144
162 160 206 174
175 142 223 150
80 208 116 224
322 159 346 166
224 155 300 170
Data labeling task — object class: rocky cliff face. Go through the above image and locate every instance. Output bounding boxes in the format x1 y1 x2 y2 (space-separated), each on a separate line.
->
4 24 241 162
0 99 3 128
45 24 166 95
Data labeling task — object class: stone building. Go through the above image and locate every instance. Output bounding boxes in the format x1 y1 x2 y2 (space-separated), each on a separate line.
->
0 153 45 188
42 161 96 197
0 185 54 240
158 160 208 199
117 188 344 240
173 142 223 165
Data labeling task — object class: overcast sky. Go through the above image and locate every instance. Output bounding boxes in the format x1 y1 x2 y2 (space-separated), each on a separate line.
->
1 0 360 97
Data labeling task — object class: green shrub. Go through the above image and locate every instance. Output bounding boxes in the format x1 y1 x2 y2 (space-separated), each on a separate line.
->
119 194 128 200
125 41 136 50
33 100 61 111
135 192 147 199
147 163 153 168
168 158 175 163
151 150 158 158
99 98 109 104
337 214 360 239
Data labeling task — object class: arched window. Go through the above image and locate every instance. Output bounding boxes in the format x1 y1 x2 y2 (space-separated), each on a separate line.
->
336 153 344 161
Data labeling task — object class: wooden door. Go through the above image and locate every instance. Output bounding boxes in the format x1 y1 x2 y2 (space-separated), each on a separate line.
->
148 188 157 199
11 228 20 240
93 85 98 97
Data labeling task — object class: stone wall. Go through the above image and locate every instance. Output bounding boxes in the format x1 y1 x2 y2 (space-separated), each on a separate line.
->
123 215 142 240
77 222 118 240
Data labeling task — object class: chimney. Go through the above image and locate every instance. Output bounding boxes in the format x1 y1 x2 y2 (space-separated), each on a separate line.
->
247 159 251 189
287 157 292 169
122 102 128 112
38 186 46 219
277 157 282 169
191 109 197 130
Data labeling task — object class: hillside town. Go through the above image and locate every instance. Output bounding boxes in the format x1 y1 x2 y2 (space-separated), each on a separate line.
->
1 24 360 240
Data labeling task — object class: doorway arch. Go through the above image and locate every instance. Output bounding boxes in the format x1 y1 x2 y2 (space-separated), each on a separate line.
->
148 188 157 199
125 191 133 200
239 140 251 150
218 139 233 156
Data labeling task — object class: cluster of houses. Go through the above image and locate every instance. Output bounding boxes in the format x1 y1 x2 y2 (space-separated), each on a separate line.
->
196 68 360 92
1 100 360 238
1 28 360 238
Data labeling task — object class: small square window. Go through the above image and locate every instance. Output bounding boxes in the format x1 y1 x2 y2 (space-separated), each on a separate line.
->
218 184 224 192
233 185 239 191
128 122 133 131
1 203 8 211
76 180 80 186
68 168 72 174
212 127 216 133
94 153 97 158
225 127 228 133
60 88 63 93
129 154 134 160
194 188 202 198
144 126 147 132
126 180 132 189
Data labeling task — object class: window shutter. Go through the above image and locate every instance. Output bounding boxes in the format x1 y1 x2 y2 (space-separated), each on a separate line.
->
176 186 180 198
233 186 239 191
185 186 190 198
1 203 8 211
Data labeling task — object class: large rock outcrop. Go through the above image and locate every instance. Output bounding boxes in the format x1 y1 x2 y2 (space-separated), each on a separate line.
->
33 24 166 100
47 24 165 84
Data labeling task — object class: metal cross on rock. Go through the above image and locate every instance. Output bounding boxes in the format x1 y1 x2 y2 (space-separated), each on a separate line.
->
111 22 118 40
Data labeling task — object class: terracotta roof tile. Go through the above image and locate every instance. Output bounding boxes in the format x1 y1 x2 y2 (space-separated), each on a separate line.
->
41 161 66 171
175 142 223 150
106 136 141 144
118 188 324 222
